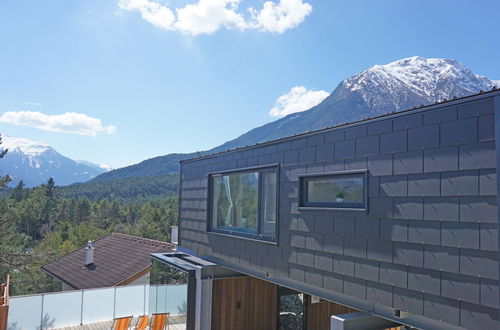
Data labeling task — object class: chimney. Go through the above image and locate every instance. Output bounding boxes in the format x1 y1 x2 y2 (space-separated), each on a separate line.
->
171 226 179 246
85 241 94 266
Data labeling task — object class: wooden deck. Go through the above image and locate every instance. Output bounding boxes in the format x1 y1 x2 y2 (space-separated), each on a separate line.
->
52 314 186 330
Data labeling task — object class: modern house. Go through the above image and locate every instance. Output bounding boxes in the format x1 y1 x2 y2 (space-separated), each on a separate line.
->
42 233 175 290
161 88 500 330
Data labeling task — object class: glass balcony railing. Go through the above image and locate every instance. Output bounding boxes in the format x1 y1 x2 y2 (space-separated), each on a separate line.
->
8 283 187 329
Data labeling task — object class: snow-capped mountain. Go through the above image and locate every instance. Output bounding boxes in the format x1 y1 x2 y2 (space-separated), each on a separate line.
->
211 56 500 151
93 56 499 182
0 136 109 187
76 160 114 172
342 56 499 115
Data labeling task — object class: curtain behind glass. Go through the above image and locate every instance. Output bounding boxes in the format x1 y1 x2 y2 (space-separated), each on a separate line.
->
212 172 258 234
262 171 277 236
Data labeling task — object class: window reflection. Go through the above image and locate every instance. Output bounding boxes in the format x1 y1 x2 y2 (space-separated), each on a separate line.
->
212 172 259 234
301 172 366 209
210 167 278 240
262 171 277 236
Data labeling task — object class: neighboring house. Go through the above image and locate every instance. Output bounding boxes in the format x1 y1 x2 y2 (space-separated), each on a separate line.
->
42 233 175 290
154 89 500 330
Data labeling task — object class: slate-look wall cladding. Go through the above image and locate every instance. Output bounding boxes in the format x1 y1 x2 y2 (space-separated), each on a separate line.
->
179 94 500 329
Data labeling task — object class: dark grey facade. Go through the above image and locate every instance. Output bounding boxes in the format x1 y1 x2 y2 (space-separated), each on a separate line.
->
178 90 500 330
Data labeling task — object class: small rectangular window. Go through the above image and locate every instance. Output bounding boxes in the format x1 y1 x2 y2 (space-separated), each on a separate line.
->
209 166 278 242
300 171 367 210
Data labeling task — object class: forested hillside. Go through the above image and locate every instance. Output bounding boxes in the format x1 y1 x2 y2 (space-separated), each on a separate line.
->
0 179 178 296
91 153 192 182
57 173 180 202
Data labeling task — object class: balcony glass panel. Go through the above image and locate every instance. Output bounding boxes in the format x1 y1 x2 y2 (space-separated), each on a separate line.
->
167 284 188 314
42 291 82 329
115 285 147 318
8 295 42 330
81 287 114 324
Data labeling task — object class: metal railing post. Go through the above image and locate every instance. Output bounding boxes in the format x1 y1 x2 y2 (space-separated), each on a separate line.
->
80 290 84 325
155 285 158 315
39 294 44 330
143 285 146 315
113 287 117 319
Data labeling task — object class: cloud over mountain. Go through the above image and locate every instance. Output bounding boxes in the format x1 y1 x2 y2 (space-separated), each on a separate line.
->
119 0 312 35
269 86 329 117
0 111 116 136
92 56 500 182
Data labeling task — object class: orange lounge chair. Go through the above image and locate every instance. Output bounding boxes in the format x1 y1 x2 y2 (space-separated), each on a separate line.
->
151 313 170 330
112 316 132 330
135 315 150 330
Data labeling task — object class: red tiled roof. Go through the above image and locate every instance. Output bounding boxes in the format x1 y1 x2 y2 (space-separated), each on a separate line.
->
42 233 174 289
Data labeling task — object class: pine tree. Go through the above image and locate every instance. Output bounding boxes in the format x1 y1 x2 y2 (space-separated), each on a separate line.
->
0 133 11 188
11 180 26 202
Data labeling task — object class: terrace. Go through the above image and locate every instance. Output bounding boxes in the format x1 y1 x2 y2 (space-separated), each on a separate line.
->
7 283 187 330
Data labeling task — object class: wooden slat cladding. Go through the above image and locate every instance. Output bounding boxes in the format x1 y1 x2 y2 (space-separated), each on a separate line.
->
306 299 402 330
307 299 356 330
0 306 7 330
211 277 277 330
0 276 9 330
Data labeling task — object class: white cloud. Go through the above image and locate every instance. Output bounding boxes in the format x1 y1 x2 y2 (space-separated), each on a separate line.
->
249 0 312 33
119 0 312 35
119 0 175 30
0 111 117 136
269 86 329 117
175 0 247 35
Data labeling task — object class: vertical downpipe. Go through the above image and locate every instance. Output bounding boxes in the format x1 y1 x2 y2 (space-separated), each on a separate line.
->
494 93 500 317
195 267 202 330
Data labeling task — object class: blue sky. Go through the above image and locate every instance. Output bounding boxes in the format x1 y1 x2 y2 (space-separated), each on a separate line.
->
0 0 499 168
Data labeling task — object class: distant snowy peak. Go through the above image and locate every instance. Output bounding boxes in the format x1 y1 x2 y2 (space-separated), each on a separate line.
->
2 135 51 156
98 164 114 171
0 135 108 187
344 56 498 109
77 160 113 172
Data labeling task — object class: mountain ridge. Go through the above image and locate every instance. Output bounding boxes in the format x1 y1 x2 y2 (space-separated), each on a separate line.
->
93 56 499 182
0 135 109 187
24 56 500 184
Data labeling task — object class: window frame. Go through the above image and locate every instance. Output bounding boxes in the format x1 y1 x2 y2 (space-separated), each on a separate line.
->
207 164 280 243
299 169 368 212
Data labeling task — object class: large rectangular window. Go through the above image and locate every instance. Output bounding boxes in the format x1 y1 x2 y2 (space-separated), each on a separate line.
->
210 166 278 242
300 171 367 210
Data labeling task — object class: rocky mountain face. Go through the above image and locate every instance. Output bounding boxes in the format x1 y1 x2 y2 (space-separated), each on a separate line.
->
93 56 500 182
213 56 499 152
0 136 109 187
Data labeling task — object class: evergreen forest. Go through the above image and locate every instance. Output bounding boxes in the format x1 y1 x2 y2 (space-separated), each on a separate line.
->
0 134 180 295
